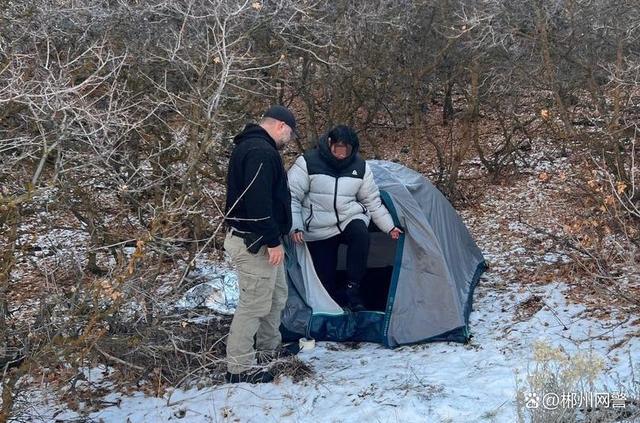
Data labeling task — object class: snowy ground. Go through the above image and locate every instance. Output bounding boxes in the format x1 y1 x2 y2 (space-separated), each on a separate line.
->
42 154 639 423
46 272 636 422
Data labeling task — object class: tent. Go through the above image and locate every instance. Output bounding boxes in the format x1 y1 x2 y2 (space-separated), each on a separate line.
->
281 160 486 347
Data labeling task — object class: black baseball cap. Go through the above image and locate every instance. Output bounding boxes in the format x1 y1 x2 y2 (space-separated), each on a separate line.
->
263 105 299 136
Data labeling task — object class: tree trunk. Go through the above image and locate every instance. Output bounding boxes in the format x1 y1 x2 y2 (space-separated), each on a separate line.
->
0 201 19 364
448 57 479 199
535 2 575 156
443 69 455 126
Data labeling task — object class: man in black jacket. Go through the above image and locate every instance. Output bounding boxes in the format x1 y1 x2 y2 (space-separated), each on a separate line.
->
223 105 296 384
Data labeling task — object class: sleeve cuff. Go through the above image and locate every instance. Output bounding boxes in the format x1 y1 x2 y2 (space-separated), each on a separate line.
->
265 237 282 248
379 218 396 234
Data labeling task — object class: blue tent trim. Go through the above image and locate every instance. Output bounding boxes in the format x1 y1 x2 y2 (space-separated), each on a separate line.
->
308 311 385 343
379 190 405 347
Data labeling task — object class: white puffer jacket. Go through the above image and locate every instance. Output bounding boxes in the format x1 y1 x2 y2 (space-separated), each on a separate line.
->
288 147 395 242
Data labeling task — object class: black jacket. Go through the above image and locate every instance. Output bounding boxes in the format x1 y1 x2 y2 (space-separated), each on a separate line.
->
225 124 292 247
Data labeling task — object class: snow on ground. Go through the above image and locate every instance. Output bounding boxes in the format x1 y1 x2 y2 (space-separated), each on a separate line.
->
47 270 637 422
43 154 639 423
175 263 239 315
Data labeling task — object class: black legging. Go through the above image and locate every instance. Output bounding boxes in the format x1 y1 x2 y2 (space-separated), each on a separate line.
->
306 219 370 297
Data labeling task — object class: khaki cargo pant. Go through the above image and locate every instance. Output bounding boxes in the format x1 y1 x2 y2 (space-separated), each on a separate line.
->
224 232 288 374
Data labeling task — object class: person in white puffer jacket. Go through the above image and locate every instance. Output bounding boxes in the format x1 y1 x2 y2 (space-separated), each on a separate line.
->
288 125 403 311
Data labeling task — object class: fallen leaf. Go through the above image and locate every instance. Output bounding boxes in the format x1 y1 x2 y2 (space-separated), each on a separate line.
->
604 195 615 206
616 181 627 195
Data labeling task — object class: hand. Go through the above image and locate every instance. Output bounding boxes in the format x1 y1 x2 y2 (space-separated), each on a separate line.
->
290 230 304 244
389 226 403 240
267 245 285 266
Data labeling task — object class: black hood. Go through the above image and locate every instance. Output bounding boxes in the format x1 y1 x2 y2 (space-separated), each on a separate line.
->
317 126 360 170
233 123 277 149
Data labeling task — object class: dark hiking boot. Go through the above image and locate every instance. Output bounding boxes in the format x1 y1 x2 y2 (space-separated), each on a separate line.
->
225 369 274 384
256 343 301 365
345 281 366 312
276 342 302 358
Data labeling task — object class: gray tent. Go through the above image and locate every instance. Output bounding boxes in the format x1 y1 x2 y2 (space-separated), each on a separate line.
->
281 161 486 347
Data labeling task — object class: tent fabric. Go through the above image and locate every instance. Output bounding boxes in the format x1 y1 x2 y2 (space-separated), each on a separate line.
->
281 160 486 347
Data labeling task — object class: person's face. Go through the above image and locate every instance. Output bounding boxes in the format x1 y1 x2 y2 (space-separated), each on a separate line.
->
330 140 352 159
275 121 293 150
